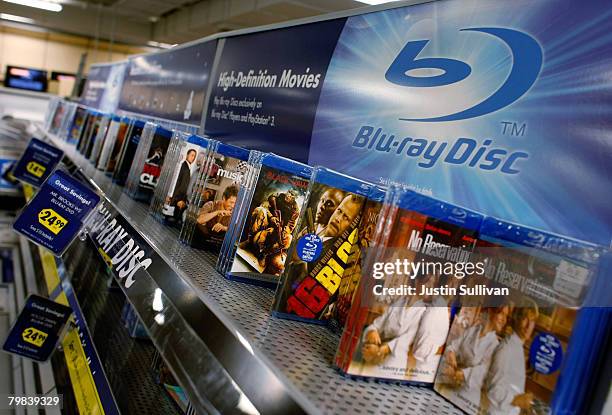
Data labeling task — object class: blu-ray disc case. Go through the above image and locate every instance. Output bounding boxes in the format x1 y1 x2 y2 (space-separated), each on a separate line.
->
329 185 386 333
66 106 88 145
225 154 312 286
81 112 104 159
88 114 112 164
434 218 607 415
161 135 216 228
48 100 67 136
336 187 483 384
133 125 173 203
113 120 145 186
96 116 126 171
75 109 98 154
186 142 250 249
150 131 190 219
272 167 372 324
102 117 133 175
216 150 263 276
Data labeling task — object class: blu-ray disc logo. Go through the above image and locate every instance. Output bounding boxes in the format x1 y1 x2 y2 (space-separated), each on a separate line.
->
386 27 543 122
451 208 467 220
525 230 547 248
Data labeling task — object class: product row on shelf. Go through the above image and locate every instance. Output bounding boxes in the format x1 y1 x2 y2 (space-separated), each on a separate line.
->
28 97 611 415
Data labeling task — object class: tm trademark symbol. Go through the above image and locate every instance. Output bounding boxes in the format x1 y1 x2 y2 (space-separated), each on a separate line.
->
501 121 526 137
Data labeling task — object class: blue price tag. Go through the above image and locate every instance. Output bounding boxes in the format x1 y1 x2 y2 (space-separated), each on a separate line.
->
13 170 100 255
2 294 72 362
12 138 64 187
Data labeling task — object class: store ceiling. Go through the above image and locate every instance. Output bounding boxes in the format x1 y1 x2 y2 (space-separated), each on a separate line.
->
0 0 377 48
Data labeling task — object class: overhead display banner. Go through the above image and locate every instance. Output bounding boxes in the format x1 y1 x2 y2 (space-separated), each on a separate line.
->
204 20 346 163
81 62 127 113
118 41 217 125
308 0 612 245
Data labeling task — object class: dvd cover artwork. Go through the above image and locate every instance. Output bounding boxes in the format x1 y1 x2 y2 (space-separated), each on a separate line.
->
161 137 210 227
189 144 250 249
216 150 263 276
113 120 145 186
150 131 185 218
83 113 103 159
330 186 386 332
103 118 131 174
337 189 482 384
273 169 371 324
77 111 101 157
48 101 66 135
135 126 172 202
434 218 604 415
228 160 311 285
96 116 122 170
88 115 111 164
67 106 88 144
76 110 95 153
44 98 60 131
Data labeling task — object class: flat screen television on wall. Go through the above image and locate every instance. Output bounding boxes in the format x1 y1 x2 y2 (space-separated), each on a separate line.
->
3 65 48 92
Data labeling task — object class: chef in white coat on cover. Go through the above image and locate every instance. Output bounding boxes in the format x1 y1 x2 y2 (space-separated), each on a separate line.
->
440 307 509 414
411 295 451 381
361 296 427 378
486 303 539 415
361 274 440 379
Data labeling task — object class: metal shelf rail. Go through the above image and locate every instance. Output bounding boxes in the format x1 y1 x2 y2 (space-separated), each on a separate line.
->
45 128 461 415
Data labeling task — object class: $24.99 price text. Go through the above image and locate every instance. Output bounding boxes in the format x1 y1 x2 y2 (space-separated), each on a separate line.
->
38 208 68 235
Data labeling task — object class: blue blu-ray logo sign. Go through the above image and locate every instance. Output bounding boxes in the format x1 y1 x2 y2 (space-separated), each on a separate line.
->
386 27 543 122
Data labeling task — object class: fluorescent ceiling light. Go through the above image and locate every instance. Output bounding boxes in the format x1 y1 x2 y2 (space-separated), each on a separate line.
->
3 0 63 12
147 41 177 49
355 0 401 5
0 13 35 24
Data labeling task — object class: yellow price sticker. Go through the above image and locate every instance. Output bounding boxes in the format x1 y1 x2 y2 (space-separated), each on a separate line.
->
38 208 68 235
22 327 48 347
26 161 46 178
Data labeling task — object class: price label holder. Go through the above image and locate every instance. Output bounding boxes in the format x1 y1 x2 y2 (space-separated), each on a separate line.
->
12 137 64 187
13 169 100 256
2 294 72 361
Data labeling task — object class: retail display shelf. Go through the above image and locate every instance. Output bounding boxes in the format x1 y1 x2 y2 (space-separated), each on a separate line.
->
44 128 462 415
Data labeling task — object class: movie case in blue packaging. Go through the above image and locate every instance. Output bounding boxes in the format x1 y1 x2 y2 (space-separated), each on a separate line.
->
179 141 250 249
150 130 190 219
96 116 128 171
157 134 216 228
129 124 173 203
112 119 145 186
223 153 312 287
66 105 88 145
101 117 134 175
178 137 220 240
88 113 113 165
434 217 608 415
164 134 218 228
272 167 373 324
75 108 97 154
216 149 263 276
336 186 483 385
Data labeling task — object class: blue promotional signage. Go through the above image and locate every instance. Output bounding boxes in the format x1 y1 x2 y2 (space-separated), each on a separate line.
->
81 62 127 113
13 170 100 255
2 294 72 361
308 0 612 246
118 41 217 125
204 20 345 163
12 138 64 187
